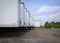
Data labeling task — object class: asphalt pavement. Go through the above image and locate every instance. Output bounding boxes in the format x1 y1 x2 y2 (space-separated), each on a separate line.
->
0 28 60 43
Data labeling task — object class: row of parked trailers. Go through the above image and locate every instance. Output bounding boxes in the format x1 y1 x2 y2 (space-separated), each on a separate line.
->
20 2 35 28
0 0 36 32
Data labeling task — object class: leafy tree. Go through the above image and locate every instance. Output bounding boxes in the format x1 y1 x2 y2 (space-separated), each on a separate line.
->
50 22 55 28
44 21 60 28
44 22 51 28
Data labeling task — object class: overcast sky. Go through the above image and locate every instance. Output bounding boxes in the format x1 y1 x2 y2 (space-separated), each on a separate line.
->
22 0 60 26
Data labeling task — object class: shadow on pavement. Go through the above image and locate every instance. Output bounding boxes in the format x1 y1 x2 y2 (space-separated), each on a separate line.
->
0 30 30 38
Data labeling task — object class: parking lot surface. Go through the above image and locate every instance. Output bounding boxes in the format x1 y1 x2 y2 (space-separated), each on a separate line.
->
0 28 60 43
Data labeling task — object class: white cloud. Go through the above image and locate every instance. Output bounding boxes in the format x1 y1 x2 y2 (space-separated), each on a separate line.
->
40 12 60 26
47 12 60 22
36 5 60 26
37 5 60 14
37 5 48 14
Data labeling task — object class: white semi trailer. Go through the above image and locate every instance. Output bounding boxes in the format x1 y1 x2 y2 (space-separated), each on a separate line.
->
20 2 25 27
24 8 27 26
0 0 22 32
0 0 21 27
0 0 34 32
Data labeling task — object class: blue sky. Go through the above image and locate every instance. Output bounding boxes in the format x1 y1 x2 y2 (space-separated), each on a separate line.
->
22 0 60 26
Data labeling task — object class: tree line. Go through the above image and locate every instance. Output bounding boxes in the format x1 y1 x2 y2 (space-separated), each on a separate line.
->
44 22 60 28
